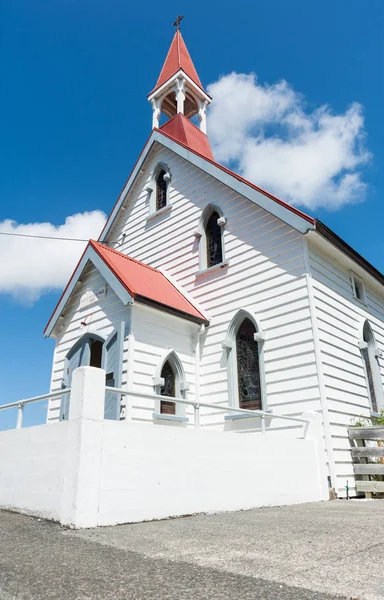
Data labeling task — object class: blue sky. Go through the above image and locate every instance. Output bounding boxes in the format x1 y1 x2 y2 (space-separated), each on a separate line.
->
1 0 383 428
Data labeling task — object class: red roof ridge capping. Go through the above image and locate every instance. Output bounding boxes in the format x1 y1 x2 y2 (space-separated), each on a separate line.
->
158 113 214 161
150 30 206 95
89 240 157 272
90 241 208 324
156 128 314 225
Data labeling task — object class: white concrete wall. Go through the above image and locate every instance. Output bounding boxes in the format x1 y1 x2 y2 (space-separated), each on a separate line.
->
98 416 327 526
0 368 328 528
0 422 68 521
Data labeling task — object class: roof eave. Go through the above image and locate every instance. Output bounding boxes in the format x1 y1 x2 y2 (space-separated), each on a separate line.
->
148 69 211 102
312 219 384 287
135 295 209 326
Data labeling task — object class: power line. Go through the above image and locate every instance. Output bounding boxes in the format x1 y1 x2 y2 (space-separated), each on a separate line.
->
0 231 117 243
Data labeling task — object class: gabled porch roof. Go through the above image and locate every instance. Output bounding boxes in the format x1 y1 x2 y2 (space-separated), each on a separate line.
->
44 241 209 338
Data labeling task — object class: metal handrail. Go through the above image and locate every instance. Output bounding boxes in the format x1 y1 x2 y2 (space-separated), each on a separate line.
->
0 389 70 429
105 386 309 426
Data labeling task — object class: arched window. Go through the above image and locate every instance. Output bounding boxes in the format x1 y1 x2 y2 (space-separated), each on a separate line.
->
361 321 383 413
235 318 262 410
205 211 223 267
156 169 167 211
160 360 176 415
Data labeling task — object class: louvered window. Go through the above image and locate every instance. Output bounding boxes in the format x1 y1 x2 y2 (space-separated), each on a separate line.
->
160 361 176 415
236 318 261 410
206 211 223 268
156 170 167 211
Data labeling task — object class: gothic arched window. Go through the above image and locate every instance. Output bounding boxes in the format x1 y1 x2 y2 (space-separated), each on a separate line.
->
206 211 223 268
236 318 261 410
156 169 167 211
361 321 383 413
160 360 176 415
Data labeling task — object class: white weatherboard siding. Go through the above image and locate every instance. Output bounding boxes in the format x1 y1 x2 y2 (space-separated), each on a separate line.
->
127 304 198 424
308 242 384 496
106 144 327 457
47 261 132 422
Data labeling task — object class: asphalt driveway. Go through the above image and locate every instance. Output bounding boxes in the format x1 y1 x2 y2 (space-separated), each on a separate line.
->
0 500 383 599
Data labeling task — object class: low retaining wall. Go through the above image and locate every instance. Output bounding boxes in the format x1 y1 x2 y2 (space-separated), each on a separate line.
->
0 367 328 528
0 422 68 522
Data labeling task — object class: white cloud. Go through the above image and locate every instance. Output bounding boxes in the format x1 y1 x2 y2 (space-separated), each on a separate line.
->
207 73 371 210
0 211 106 303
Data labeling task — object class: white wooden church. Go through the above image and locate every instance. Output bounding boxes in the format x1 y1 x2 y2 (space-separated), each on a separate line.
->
44 28 384 500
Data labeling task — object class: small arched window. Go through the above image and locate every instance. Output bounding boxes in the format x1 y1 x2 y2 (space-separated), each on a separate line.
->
361 321 383 413
206 211 223 268
236 318 261 410
160 360 176 415
156 169 167 211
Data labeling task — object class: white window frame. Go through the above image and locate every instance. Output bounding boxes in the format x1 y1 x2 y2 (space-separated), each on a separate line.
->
222 309 267 419
350 272 367 305
152 349 189 423
146 162 172 219
358 320 384 415
195 204 228 275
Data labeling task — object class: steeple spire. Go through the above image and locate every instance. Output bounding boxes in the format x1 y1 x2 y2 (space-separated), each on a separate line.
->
148 25 211 133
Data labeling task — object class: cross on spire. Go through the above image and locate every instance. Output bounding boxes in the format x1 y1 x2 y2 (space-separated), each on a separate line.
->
173 15 184 30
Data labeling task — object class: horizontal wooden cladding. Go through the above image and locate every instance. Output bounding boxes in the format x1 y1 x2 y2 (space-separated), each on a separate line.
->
353 464 384 475
356 481 384 493
348 427 384 440
351 447 384 457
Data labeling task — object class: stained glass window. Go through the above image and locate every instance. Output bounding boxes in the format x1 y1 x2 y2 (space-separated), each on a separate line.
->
156 170 167 211
160 360 176 415
236 318 261 410
206 211 223 268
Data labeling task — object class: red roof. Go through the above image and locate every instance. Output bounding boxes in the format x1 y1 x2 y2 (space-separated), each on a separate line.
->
160 113 214 161
151 31 205 95
90 241 207 324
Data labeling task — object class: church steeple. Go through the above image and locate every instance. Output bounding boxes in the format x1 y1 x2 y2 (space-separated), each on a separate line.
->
148 26 211 133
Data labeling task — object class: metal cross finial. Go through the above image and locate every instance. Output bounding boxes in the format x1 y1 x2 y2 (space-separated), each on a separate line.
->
173 15 184 30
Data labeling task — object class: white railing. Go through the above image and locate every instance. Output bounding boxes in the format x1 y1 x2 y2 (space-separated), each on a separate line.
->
0 390 70 429
0 385 311 436
105 386 311 437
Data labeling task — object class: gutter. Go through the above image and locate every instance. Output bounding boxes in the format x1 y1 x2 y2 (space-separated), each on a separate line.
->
313 219 384 287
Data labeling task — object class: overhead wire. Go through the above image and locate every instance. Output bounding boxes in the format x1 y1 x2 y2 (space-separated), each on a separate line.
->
0 231 118 243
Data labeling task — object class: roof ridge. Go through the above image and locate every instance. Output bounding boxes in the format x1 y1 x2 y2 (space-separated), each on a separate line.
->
90 240 159 273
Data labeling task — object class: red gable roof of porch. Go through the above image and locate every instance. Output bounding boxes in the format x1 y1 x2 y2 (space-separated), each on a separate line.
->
89 241 207 324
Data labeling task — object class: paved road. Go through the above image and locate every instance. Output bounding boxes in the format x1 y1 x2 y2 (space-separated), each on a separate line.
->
0 500 383 599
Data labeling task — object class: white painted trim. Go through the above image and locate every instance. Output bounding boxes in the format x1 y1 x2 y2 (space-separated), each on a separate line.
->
45 246 133 338
196 261 229 278
302 237 337 490
146 203 172 222
349 271 367 305
147 69 211 104
147 162 172 216
99 131 314 243
152 413 189 423
196 204 227 272
153 348 187 418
